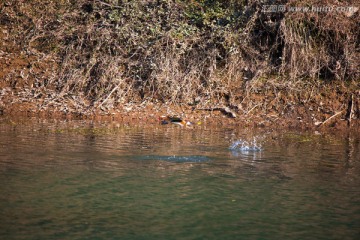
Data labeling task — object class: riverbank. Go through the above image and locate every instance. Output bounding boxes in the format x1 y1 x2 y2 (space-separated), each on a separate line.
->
1 0 359 132
1 83 359 132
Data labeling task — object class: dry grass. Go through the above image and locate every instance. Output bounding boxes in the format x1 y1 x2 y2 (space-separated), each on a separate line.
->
1 0 359 111
280 0 360 80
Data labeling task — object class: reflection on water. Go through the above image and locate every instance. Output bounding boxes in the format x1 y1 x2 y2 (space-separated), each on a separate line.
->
138 155 211 163
0 119 359 240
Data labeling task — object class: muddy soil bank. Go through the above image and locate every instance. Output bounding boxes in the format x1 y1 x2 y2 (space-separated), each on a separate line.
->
1 92 359 133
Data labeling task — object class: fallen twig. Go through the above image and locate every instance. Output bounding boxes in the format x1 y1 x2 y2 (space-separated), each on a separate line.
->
246 104 259 115
97 85 120 109
317 110 344 127
96 0 122 9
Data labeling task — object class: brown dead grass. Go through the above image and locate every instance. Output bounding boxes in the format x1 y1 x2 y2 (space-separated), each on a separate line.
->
0 0 359 128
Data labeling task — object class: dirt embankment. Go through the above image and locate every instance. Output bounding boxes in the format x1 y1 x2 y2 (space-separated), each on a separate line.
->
1 80 359 132
0 0 359 131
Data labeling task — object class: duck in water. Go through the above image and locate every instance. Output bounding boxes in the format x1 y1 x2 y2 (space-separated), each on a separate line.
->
159 115 193 127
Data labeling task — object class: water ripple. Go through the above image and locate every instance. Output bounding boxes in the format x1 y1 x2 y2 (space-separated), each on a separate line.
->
229 139 262 152
137 155 210 163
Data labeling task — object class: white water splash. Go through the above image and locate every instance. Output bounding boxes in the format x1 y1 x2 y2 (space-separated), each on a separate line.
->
229 138 262 152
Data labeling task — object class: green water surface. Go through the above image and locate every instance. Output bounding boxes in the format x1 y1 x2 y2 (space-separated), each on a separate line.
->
0 120 359 240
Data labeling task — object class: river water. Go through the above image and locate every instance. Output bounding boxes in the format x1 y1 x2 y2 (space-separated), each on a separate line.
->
0 120 359 240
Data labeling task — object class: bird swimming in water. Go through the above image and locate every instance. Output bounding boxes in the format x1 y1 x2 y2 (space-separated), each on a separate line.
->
159 115 193 127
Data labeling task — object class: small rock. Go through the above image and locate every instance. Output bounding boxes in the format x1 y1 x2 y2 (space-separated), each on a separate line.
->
314 121 322 126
